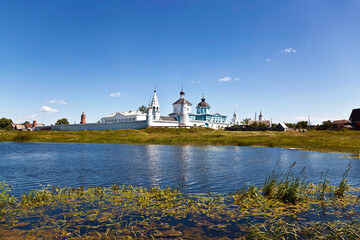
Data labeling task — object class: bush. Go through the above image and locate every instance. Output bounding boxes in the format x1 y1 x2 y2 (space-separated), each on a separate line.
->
13 133 31 142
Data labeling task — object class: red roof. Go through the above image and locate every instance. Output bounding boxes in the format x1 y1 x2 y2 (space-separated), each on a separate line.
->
25 123 33 128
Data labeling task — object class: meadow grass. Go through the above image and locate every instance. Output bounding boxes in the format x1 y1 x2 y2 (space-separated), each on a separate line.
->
1 128 360 153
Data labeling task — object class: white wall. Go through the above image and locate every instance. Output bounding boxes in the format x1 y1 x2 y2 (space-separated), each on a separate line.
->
35 121 148 131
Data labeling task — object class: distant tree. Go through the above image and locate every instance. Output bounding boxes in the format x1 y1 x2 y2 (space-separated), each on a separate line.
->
285 123 296 129
271 123 278 130
55 118 69 125
296 121 308 129
242 118 251 125
317 120 333 130
247 122 268 131
0 118 13 130
138 105 148 114
23 121 30 125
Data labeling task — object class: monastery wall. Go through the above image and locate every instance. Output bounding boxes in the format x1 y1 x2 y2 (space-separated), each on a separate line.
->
150 120 179 127
35 121 148 131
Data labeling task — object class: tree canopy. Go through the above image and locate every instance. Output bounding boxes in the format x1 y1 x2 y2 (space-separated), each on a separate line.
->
0 118 13 130
55 118 69 125
138 105 148 114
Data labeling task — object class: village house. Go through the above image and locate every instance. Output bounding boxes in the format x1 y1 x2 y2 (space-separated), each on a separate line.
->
332 120 352 130
274 122 290 132
349 108 360 129
12 121 44 131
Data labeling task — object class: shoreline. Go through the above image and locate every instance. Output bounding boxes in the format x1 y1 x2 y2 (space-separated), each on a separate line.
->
1 128 360 154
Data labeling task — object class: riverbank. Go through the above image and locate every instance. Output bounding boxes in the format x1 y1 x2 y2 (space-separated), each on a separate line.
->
1 128 360 153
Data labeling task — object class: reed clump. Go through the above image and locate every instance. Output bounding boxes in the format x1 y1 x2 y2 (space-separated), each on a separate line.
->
262 163 309 203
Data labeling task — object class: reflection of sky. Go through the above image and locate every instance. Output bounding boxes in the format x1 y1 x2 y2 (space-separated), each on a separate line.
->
0 142 358 196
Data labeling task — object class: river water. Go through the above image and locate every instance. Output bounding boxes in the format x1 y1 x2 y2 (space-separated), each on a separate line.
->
0 142 358 196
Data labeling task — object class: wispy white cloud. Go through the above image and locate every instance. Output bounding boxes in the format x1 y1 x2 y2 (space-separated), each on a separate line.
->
266 58 271 62
16 114 41 123
190 80 200 84
219 76 240 82
39 106 58 113
110 92 121 97
218 76 232 82
46 99 67 105
281 48 297 54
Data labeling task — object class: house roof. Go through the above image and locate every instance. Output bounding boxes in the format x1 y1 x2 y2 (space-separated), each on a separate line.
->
278 122 288 129
160 116 177 121
25 123 34 129
13 124 26 130
350 108 360 122
333 120 351 125
172 98 192 106
102 110 145 119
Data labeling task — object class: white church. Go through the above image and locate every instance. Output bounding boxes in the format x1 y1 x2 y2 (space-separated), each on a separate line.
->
101 89 231 129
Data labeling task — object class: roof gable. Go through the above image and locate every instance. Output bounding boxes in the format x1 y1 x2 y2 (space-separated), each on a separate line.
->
350 108 360 122
172 98 192 106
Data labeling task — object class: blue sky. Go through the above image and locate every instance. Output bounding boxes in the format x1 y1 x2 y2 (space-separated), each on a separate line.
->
1 0 360 125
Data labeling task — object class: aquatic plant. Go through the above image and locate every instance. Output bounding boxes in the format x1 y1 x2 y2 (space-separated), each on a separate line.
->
0 182 15 206
1 167 359 239
334 163 352 198
262 163 309 203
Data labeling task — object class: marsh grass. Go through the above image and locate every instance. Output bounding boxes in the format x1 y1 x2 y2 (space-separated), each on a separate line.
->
263 163 309 203
1 177 359 239
335 163 352 198
0 166 358 239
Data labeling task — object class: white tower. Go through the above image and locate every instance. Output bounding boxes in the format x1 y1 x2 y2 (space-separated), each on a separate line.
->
232 108 240 125
179 89 189 126
150 90 160 121
146 103 153 127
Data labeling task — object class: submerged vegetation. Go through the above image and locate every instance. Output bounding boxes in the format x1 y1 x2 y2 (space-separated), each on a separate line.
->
1 166 360 239
1 127 360 153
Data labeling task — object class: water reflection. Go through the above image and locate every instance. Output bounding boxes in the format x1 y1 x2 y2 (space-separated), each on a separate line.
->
145 145 162 186
0 142 358 196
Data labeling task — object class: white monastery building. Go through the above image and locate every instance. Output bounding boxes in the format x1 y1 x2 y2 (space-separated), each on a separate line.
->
35 88 231 131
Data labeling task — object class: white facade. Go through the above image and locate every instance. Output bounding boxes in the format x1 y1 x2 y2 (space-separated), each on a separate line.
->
232 108 240 125
36 88 232 131
100 110 146 124
150 90 161 121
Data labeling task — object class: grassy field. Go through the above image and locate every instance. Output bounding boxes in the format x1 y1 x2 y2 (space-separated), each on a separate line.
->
1 128 360 153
